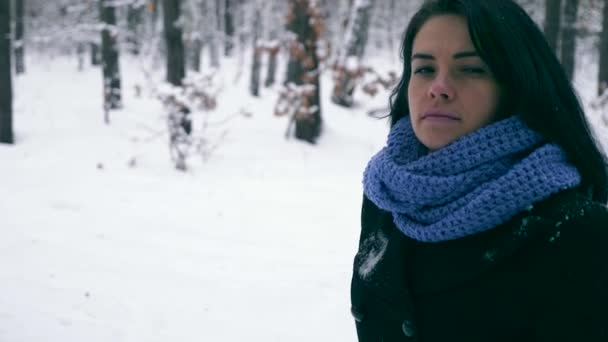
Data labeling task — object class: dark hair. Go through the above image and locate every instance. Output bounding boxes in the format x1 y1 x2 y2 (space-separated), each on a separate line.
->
389 0 608 202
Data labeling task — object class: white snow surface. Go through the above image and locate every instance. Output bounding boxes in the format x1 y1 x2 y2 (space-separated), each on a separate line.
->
1 48 606 342
0 55 389 342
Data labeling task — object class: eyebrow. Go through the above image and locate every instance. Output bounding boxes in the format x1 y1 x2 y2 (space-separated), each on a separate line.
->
411 51 479 60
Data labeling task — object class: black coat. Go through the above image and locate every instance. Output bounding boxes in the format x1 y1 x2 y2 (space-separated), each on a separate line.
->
350 189 608 341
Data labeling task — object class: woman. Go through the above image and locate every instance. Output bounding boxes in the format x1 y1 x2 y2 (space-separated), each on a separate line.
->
350 0 608 341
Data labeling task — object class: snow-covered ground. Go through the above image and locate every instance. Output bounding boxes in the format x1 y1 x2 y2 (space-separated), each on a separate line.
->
1 46 606 341
0 54 389 342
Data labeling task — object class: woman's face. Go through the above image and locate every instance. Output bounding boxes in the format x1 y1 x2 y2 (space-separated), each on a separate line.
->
407 14 502 151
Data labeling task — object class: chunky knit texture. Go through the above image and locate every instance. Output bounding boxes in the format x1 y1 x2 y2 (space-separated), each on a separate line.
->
363 116 581 242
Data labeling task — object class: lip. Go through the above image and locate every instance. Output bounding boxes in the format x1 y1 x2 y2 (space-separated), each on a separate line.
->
420 109 461 121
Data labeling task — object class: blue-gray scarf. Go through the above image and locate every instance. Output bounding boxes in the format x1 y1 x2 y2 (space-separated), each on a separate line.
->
363 116 581 242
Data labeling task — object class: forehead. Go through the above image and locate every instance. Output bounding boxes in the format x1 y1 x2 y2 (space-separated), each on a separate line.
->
412 14 475 54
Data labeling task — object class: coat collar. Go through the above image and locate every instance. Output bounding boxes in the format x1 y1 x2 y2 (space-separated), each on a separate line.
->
409 212 548 295
357 189 586 297
401 189 584 295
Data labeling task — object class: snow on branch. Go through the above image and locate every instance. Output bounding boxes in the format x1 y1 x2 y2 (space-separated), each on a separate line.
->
147 70 248 170
331 62 398 107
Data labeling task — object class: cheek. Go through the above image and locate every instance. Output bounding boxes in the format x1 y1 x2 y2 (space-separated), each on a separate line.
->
468 85 501 119
483 87 502 120
406 83 420 111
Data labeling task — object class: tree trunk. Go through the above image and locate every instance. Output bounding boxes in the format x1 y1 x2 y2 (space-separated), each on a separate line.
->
320 0 346 65
332 0 374 107
599 0 608 96
205 0 220 68
224 0 235 56
284 0 323 144
191 37 202 72
372 0 384 50
14 0 25 74
77 42 85 71
127 1 144 55
185 0 202 72
264 44 278 87
148 0 160 36
264 1 281 87
216 0 224 57
91 43 101 65
249 5 262 96
560 0 578 81
163 0 185 86
0 0 13 144
544 0 562 53
100 0 122 111
387 0 396 57
235 0 247 58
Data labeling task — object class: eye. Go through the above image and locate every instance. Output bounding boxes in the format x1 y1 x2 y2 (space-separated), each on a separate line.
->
461 66 486 74
413 66 435 75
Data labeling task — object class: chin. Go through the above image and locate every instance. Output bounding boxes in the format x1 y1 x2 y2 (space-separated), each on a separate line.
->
413 125 463 151
419 136 457 151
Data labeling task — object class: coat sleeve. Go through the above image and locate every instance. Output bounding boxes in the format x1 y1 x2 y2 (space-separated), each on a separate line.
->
534 203 608 341
351 196 419 341
351 195 382 342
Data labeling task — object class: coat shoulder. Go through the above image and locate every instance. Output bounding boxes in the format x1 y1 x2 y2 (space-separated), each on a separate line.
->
527 191 608 340
533 189 608 274
531 189 608 246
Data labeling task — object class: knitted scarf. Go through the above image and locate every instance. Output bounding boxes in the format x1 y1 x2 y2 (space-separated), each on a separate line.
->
363 116 581 243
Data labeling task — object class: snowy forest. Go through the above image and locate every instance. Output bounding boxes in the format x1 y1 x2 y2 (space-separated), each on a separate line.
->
0 0 607 341
1 0 606 151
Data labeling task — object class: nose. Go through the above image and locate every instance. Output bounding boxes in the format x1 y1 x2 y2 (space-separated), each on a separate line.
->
428 75 454 100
